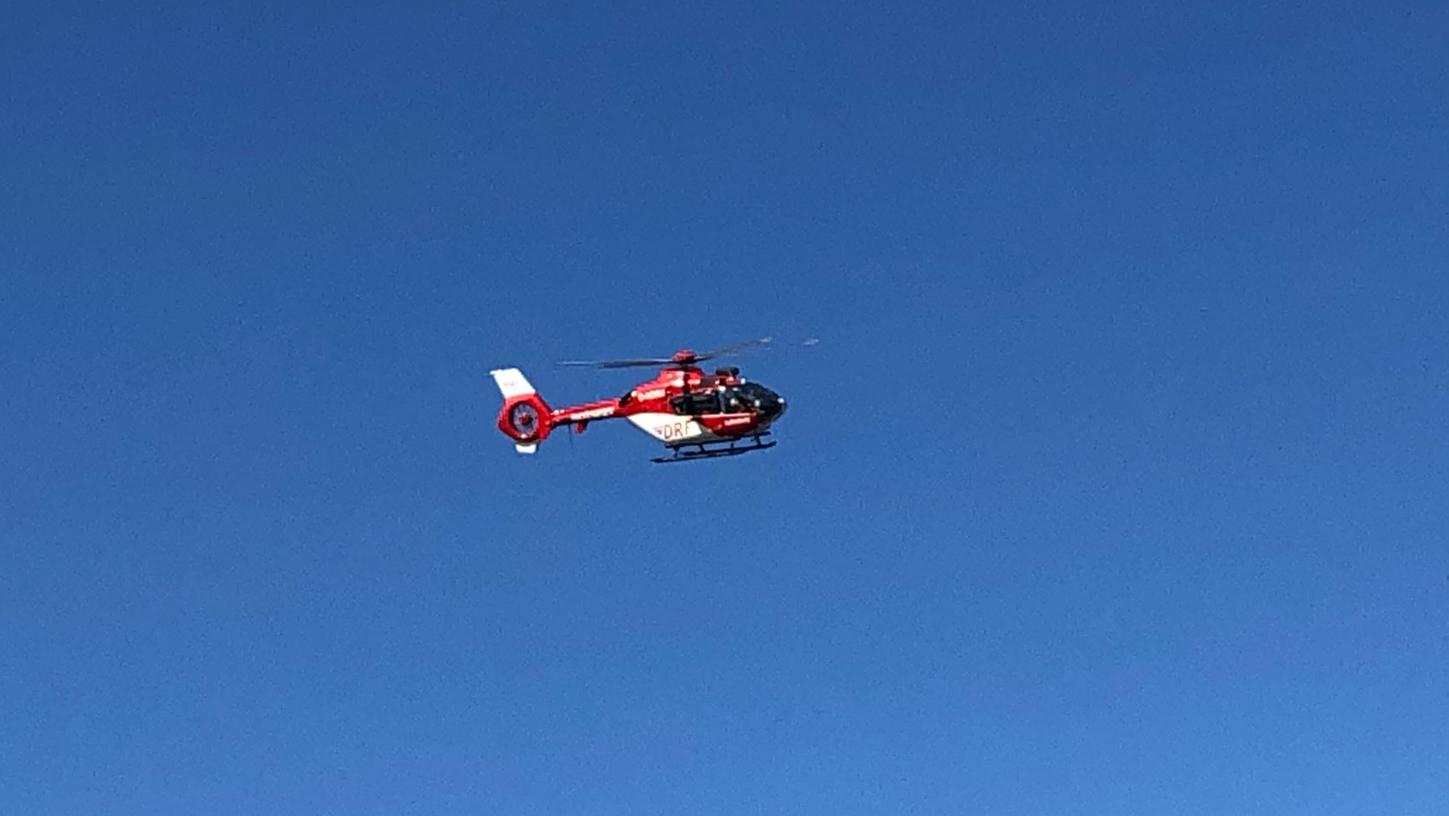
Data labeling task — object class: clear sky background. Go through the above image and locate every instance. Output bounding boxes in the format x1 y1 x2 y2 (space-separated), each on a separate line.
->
3 2 1448 814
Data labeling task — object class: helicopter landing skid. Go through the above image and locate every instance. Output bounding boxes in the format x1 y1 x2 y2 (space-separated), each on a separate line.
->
652 436 776 464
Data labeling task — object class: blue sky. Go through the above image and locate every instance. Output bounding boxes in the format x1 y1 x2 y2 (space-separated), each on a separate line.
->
3 2 1447 813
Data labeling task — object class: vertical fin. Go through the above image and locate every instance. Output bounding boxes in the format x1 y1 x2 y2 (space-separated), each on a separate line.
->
490 368 535 398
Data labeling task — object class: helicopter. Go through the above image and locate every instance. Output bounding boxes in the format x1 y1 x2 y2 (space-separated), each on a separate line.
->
489 337 787 463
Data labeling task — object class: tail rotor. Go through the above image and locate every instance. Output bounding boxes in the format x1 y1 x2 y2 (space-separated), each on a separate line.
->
489 368 553 453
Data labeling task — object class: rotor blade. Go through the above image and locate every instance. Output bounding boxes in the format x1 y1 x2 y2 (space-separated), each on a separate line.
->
694 336 773 362
556 357 674 369
557 335 781 369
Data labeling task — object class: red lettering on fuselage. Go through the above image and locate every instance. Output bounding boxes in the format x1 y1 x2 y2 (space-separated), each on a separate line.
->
654 421 689 440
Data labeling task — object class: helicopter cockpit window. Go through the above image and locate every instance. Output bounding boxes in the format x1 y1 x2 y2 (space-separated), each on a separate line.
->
721 384 770 410
734 383 772 402
670 390 721 416
720 389 747 413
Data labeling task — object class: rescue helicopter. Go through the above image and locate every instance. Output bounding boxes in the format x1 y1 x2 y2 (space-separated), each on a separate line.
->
489 337 787 463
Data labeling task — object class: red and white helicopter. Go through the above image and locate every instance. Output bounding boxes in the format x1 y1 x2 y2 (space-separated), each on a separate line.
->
489 337 787 463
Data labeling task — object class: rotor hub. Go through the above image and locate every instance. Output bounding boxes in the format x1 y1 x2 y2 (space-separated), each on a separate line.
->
508 402 541 439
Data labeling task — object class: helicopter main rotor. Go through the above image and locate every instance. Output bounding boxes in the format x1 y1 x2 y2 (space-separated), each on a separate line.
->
557 336 774 370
